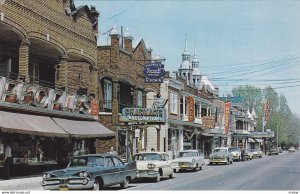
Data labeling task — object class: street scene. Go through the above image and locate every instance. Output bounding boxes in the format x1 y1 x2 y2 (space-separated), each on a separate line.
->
0 0 300 192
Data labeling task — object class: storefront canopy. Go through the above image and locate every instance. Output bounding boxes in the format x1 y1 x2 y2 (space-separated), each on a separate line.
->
52 118 115 138
0 110 69 137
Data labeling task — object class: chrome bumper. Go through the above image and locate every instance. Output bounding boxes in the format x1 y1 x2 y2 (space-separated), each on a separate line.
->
41 178 94 190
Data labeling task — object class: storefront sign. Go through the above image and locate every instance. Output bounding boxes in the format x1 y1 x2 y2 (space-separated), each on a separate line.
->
144 62 165 83
224 102 231 135
202 116 215 129
0 76 93 115
187 96 195 122
120 108 166 123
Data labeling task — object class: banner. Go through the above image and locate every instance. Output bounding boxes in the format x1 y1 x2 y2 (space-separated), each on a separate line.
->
264 101 271 122
90 98 100 116
187 96 195 122
224 102 231 135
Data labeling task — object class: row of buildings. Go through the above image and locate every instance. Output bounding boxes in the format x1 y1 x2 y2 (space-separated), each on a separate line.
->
0 0 274 175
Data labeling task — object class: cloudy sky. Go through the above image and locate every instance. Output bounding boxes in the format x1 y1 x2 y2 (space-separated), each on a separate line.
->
76 0 300 116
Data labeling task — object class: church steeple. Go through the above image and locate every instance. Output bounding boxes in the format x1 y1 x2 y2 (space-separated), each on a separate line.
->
192 47 200 76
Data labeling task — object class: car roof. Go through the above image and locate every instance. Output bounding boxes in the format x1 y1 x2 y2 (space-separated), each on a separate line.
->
73 154 117 158
179 150 199 152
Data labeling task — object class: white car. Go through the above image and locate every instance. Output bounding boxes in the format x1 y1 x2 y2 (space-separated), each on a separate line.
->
134 152 175 182
289 147 296 152
229 147 242 162
209 147 233 165
251 149 263 158
173 150 205 172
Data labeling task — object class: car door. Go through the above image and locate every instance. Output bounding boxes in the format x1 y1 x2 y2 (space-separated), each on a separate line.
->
113 157 125 183
103 156 119 185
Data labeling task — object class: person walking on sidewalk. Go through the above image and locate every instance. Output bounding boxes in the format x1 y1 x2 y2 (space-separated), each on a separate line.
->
3 143 12 179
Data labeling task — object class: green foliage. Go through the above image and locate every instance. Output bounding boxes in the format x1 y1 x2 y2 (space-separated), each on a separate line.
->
232 85 300 146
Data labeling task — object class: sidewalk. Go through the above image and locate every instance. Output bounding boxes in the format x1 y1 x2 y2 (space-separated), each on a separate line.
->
0 175 42 190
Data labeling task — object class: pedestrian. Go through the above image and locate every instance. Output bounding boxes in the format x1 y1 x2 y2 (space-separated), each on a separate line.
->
241 148 245 162
3 143 12 179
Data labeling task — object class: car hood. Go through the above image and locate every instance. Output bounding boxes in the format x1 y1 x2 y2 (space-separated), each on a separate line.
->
46 166 97 177
136 160 164 170
173 157 193 163
210 153 227 158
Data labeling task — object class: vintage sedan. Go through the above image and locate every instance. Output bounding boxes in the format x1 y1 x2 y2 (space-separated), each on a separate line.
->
268 148 279 155
243 149 253 160
251 149 263 158
172 150 205 172
41 154 137 190
229 147 242 162
209 147 233 165
134 152 175 182
288 147 296 152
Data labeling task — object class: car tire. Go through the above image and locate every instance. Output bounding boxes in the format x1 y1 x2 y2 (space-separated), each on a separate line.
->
155 173 161 182
93 179 103 190
169 172 175 179
120 177 129 189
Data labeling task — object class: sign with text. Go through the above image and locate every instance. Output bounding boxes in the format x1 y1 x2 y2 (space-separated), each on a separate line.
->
120 108 166 123
224 102 231 135
202 116 215 129
90 98 100 116
187 96 195 122
144 62 165 83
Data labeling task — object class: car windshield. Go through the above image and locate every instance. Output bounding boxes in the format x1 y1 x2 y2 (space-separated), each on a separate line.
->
70 156 105 167
213 148 227 153
134 153 161 161
179 152 197 157
229 148 240 152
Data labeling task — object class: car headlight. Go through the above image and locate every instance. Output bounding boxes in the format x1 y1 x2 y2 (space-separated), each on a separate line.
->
147 163 156 169
42 173 51 179
79 171 89 177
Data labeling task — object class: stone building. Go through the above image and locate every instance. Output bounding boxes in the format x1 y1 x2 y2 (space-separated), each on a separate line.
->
97 25 160 161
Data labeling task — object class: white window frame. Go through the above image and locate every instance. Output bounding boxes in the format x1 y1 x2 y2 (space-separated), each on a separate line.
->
137 90 143 107
103 79 112 110
170 93 178 114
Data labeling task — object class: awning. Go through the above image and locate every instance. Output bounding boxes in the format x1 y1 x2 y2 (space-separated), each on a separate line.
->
254 138 264 143
0 110 69 137
201 133 214 137
248 138 255 143
52 118 115 138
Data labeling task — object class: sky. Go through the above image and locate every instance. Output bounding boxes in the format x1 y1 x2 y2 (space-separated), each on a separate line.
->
76 0 300 116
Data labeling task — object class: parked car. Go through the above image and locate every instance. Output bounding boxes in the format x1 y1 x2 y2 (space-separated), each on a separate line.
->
276 147 283 153
288 147 296 152
41 154 137 190
251 149 263 158
134 152 175 182
209 147 233 165
229 147 242 161
268 148 279 155
243 149 253 160
172 150 205 172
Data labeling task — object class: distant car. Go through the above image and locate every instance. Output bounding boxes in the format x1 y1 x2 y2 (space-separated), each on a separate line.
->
209 147 233 165
276 147 283 153
243 149 253 160
172 150 205 172
288 147 296 152
41 154 137 190
268 148 279 155
134 152 175 182
229 147 242 162
251 149 263 158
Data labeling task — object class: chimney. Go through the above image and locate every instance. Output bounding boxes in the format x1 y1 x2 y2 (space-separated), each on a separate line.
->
90 6 100 35
110 24 119 62
123 27 133 52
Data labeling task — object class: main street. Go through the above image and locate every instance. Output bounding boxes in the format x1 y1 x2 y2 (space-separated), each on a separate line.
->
0 151 299 190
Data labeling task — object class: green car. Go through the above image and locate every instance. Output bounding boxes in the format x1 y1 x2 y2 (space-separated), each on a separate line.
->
41 154 137 190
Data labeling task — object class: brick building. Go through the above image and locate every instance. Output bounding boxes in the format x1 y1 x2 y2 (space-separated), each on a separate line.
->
0 0 115 178
97 25 160 161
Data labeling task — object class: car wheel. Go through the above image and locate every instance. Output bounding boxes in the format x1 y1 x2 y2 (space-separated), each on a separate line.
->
169 172 175 179
155 173 160 182
93 179 103 190
120 177 129 189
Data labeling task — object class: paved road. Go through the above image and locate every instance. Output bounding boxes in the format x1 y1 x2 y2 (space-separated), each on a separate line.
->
0 151 299 190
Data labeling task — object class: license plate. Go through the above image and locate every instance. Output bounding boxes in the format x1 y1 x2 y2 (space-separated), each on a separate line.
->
213 159 221 161
180 164 188 167
59 187 69 191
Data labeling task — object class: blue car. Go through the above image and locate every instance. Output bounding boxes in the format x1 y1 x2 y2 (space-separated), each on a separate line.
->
41 154 137 190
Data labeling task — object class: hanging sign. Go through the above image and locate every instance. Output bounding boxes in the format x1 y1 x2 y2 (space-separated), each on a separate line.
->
224 102 231 135
187 96 195 122
144 62 165 83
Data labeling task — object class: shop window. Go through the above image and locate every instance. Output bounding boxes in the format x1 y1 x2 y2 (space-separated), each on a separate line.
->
170 93 178 114
103 79 112 110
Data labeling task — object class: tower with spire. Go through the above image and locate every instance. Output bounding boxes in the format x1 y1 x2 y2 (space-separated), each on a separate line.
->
178 39 193 84
191 47 201 86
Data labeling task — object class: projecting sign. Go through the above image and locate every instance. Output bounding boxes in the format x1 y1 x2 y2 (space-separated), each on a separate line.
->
144 62 165 83
120 108 166 123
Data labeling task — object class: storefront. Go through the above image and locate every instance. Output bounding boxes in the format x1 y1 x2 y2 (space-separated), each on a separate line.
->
0 110 115 178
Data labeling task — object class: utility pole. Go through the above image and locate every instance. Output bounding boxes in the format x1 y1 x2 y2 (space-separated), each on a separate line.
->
276 122 279 148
